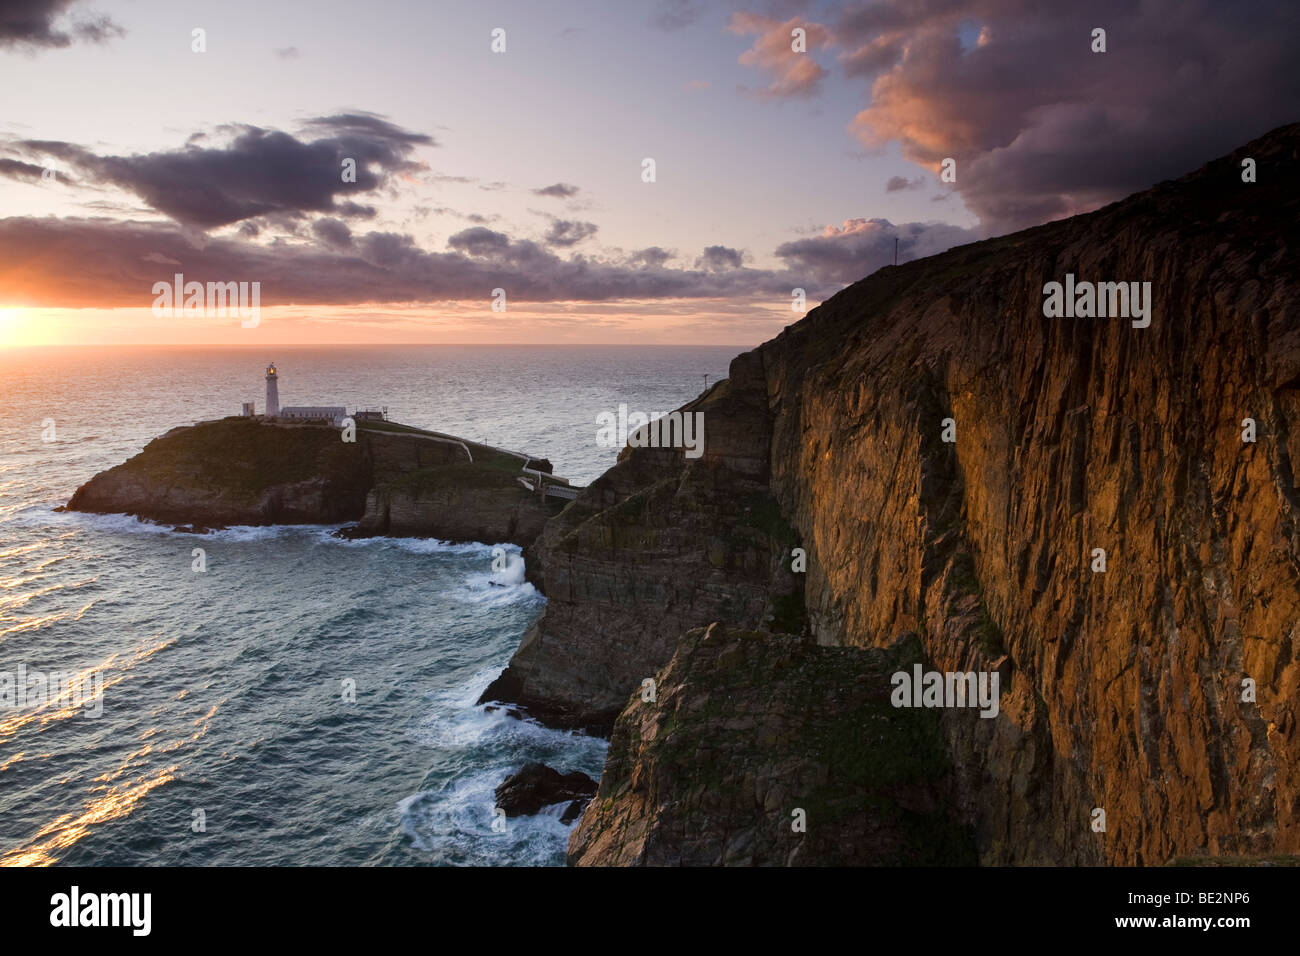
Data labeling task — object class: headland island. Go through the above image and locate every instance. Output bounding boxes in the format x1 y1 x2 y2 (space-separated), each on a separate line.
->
65 361 577 550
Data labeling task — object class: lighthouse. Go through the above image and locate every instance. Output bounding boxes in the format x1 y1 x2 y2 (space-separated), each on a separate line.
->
265 362 280 418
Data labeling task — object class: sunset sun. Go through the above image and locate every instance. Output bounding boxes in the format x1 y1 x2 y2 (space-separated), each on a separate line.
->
0 309 31 346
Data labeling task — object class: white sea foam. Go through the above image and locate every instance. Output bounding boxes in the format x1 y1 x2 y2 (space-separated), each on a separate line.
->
392 538 499 557
33 509 173 537
317 531 501 558
489 552 526 586
459 576 540 608
206 524 329 543
409 668 607 760
11 507 329 543
456 549 544 606
396 767 582 866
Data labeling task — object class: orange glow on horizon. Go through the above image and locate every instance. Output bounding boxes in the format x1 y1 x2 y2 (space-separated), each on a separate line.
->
0 309 36 348
0 300 791 348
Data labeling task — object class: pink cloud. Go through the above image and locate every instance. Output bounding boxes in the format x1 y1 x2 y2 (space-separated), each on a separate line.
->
728 13 833 99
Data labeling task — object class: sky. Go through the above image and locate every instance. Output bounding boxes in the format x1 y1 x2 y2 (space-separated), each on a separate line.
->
0 0 1296 346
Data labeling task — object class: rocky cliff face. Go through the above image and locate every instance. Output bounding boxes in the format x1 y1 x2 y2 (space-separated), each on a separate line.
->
67 417 559 547
478 361 804 733
569 624 977 865
495 123 1300 865
67 418 372 525
356 467 558 545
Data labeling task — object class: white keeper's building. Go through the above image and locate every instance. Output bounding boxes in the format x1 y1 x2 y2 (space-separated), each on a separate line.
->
280 405 348 424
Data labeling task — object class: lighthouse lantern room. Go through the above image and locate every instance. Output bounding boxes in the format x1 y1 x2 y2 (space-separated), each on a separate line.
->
265 362 280 418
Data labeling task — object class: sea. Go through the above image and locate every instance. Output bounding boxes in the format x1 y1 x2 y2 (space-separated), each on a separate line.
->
0 344 738 866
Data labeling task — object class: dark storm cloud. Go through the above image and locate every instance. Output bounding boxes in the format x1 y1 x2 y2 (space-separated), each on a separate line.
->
746 0 1300 232
0 217 814 308
533 183 580 198
543 218 598 247
774 218 976 285
1 113 433 229
0 0 123 49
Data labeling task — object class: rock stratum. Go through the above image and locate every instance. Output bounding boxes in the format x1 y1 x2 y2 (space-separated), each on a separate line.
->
489 123 1300 865
66 417 562 548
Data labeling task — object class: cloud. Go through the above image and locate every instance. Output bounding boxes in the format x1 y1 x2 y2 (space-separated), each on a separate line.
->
774 217 976 285
885 175 923 192
627 247 676 268
543 218 597 247
311 217 352 249
333 200 377 219
1 113 433 229
728 12 833 98
0 206 970 312
695 245 745 271
652 0 703 31
0 0 123 49
447 226 512 257
823 0 1300 231
533 182 579 198
0 217 805 308
0 157 50 182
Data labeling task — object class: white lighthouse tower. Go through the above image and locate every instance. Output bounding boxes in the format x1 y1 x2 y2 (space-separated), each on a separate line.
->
265 362 280 418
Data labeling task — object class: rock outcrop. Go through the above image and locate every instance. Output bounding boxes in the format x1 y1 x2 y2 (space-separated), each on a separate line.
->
356 467 554 545
569 624 977 865
495 763 598 824
498 122 1300 865
67 417 562 548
